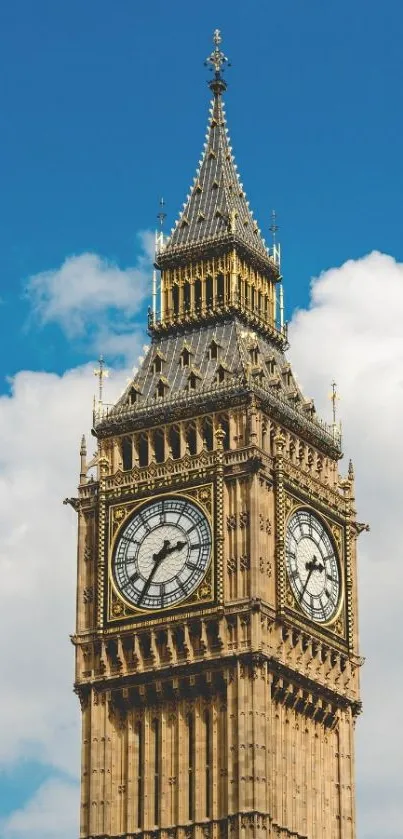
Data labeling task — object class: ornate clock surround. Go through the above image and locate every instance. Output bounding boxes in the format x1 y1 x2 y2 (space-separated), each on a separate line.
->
105 482 217 625
282 490 349 644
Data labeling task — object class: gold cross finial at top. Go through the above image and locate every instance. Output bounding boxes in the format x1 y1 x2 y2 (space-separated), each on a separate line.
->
94 354 109 405
205 29 230 91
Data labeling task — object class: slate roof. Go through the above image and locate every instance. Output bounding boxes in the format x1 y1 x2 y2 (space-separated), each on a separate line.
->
159 88 272 266
112 319 303 412
95 317 340 456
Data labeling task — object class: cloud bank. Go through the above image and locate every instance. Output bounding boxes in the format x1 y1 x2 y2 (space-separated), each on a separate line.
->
289 251 403 839
1 250 402 837
24 231 153 357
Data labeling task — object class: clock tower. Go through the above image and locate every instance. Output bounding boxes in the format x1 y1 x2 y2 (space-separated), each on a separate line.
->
72 31 362 839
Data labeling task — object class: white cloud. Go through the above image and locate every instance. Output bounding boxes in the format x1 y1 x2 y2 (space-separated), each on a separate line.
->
289 251 403 837
24 231 153 356
1 778 79 839
1 249 402 835
0 363 128 778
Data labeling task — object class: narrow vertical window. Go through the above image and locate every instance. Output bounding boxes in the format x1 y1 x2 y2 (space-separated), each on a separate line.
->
121 436 133 471
206 276 213 308
187 713 194 820
153 719 160 825
205 710 211 817
136 722 143 828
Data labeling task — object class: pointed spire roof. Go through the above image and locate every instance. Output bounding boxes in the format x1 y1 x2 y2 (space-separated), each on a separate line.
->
159 31 273 271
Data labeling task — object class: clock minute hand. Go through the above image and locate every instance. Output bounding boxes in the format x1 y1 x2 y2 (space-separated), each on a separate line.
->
301 565 314 599
137 540 172 606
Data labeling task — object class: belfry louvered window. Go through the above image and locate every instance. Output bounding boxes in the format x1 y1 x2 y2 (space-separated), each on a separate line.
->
121 436 132 471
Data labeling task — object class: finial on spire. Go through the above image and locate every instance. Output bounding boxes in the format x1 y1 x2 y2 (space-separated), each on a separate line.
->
330 381 338 426
94 355 109 407
157 197 166 231
269 209 279 247
205 29 230 95
79 434 87 484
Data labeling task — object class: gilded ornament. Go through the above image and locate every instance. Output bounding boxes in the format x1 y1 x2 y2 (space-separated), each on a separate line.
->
335 619 343 636
331 524 342 550
198 581 212 599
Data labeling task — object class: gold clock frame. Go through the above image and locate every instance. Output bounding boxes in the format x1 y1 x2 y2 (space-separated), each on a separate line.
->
106 483 216 623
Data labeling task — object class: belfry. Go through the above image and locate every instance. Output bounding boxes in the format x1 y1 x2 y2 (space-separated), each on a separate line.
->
72 31 362 839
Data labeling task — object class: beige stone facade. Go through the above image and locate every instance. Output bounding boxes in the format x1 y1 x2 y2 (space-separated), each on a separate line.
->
71 31 362 839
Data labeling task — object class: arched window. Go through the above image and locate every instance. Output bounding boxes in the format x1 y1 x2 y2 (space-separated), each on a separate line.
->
172 284 179 316
202 417 214 450
156 379 166 398
206 276 213 308
154 428 165 463
209 340 219 361
188 372 197 390
138 433 149 467
186 423 197 455
195 278 202 312
183 280 191 312
153 355 163 374
216 273 224 304
121 436 132 471
216 365 225 384
169 425 181 459
181 348 191 367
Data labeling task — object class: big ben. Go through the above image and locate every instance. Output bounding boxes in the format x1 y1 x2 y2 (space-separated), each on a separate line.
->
72 30 362 839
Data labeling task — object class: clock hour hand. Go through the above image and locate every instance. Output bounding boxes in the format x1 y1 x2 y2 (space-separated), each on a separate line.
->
137 539 187 606
301 556 325 599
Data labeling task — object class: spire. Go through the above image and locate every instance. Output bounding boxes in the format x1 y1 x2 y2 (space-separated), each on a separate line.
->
159 31 274 271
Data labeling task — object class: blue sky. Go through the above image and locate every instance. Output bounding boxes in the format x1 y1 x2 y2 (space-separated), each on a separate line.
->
1 2 403 837
1 0 403 383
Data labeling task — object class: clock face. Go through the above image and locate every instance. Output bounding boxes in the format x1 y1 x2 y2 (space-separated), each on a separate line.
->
285 509 341 623
112 496 212 611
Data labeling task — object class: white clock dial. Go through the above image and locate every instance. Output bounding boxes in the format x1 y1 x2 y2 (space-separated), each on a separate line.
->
285 509 341 623
112 496 211 611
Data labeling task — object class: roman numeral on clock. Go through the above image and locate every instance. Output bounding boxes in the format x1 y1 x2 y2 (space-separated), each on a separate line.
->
122 572 141 590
